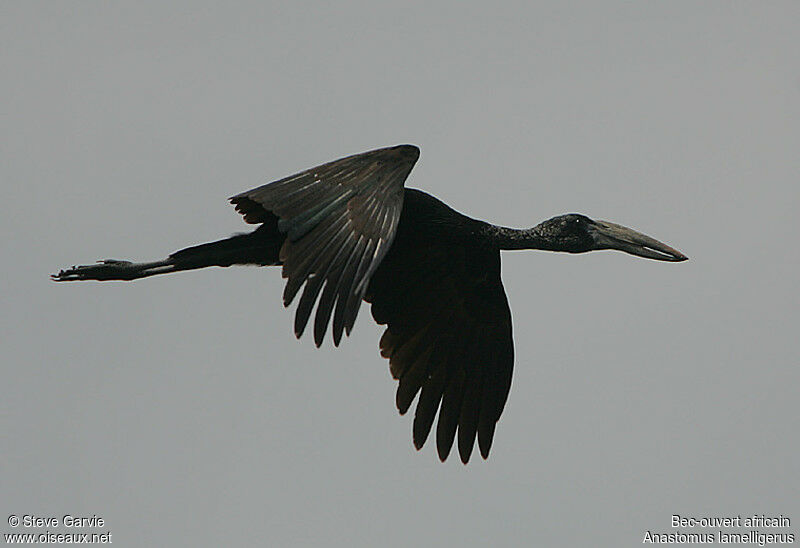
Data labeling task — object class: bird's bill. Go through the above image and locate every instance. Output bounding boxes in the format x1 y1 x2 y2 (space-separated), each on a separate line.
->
591 221 688 262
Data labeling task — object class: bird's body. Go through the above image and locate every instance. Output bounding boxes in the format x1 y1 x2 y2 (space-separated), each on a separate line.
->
53 144 687 463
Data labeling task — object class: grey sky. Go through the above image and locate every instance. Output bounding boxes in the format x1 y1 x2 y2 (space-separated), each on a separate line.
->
2 2 798 546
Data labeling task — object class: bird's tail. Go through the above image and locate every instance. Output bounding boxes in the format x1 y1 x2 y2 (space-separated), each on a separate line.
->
52 224 284 282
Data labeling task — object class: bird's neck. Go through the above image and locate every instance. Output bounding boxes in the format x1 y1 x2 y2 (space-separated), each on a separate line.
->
486 224 557 251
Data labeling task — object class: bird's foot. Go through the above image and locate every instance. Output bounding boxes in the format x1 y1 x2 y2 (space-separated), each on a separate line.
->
51 260 136 281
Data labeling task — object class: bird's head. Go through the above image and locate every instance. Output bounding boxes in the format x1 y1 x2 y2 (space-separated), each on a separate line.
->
536 214 688 261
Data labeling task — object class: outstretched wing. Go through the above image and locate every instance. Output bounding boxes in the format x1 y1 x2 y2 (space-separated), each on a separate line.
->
230 144 420 346
366 231 514 463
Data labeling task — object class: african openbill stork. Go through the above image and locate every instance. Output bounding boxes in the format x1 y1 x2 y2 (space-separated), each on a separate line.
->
53 144 687 463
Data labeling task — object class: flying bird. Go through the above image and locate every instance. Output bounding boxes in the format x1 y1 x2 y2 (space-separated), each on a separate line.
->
52 144 688 463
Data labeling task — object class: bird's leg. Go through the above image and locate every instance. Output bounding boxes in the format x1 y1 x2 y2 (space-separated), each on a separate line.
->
51 259 178 282
52 227 284 283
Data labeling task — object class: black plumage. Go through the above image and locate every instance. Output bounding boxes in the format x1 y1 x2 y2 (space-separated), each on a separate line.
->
53 144 687 463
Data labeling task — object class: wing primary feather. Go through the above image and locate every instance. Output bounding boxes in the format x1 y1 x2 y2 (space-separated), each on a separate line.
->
294 273 323 338
437 365 466 462
292 224 355 337
477 344 513 459
341 239 378 336
478 422 497 460
353 238 384 296
393 307 454 414
264 176 323 206
270 183 333 218
413 360 448 450
281 215 350 307
243 176 323 216
312 249 350 346
280 190 355 241
395 345 433 414
457 344 488 464
331 235 368 346
310 241 354 346
228 172 305 202
389 321 438 397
